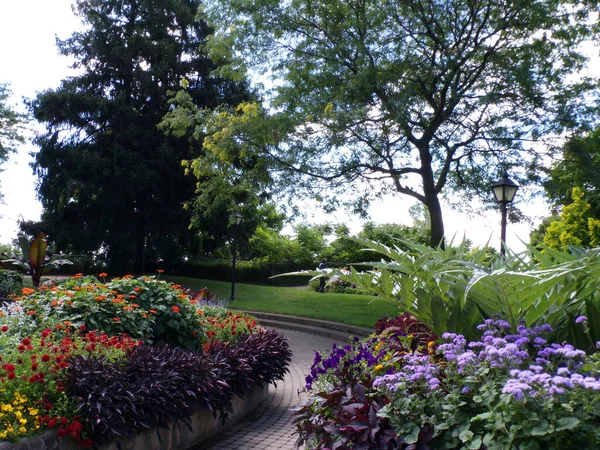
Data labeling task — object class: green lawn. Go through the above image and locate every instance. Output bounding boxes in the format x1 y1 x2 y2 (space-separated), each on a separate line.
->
164 276 399 329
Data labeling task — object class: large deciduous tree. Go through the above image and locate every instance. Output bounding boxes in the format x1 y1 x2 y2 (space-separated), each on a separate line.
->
30 0 249 272
184 0 600 247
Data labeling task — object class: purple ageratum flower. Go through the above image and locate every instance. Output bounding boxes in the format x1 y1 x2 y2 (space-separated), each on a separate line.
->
502 379 532 401
576 316 588 324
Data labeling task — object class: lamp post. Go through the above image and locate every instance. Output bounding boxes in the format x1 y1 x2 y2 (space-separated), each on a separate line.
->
492 174 519 256
230 212 243 302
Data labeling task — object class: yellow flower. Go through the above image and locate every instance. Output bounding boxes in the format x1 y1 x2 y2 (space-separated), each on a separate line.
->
374 364 384 371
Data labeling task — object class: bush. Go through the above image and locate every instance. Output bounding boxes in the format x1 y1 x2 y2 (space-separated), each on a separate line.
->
170 258 314 286
0 269 23 297
65 330 291 446
297 316 600 450
13 274 205 351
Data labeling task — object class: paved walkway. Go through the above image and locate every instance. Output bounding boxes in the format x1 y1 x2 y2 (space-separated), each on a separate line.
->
195 328 341 450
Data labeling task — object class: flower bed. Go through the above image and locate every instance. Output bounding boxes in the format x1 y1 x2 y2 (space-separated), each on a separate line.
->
296 315 600 449
0 275 292 448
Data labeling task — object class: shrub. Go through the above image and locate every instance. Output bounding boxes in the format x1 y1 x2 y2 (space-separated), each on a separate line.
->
0 269 23 297
65 330 291 446
12 274 205 351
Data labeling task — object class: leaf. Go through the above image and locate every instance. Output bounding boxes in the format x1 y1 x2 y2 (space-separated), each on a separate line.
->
459 429 474 443
29 232 47 270
555 417 580 431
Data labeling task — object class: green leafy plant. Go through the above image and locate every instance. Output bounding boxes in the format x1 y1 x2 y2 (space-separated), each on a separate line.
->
13 275 205 350
291 238 600 349
1 233 72 287
0 269 23 297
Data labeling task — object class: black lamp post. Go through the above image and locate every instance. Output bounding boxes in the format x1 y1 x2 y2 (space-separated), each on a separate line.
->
230 212 243 301
492 174 519 256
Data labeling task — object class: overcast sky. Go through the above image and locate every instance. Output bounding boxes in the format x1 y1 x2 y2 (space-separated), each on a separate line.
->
0 0 559 252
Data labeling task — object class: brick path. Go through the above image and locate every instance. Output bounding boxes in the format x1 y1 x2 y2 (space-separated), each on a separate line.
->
195 328 341 450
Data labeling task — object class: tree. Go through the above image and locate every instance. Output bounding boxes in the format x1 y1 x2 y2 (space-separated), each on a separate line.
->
544 128 600 218
30 0 250 272
0 83 28 202
542 187 600 251
182 0 600 247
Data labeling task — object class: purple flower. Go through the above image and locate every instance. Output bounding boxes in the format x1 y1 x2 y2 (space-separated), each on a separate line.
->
576 316 588 324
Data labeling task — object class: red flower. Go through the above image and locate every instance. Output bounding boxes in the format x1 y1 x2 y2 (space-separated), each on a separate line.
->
42 354 51 362
1 326 8 332
7 372 15 380
17 344 26 353
5 363 15 372
48 417 57 428
79 324 86 331
171 306 180 313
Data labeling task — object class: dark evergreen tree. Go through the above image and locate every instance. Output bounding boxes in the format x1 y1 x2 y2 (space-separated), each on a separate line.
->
30 0 249 272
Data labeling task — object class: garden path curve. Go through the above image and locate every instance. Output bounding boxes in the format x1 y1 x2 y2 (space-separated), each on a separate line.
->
193 328 341 450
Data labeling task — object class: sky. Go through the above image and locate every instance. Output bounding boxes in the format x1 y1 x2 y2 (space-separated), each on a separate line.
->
0 0 558 252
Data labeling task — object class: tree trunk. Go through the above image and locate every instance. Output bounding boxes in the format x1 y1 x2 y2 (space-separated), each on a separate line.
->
418 142 446 248
426 194 445 249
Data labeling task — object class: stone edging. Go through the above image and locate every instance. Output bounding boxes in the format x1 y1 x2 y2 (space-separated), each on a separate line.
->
0 384 269 450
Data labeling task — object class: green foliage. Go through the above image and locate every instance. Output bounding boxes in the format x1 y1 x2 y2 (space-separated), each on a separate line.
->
194 0 600 247
15 275 205 351
376 321 600 449
0 269 23 297
30 0 250 272
1 233 73 287
302 237 600 348
0 83 27 165
544 128 600 218
543 187 600 250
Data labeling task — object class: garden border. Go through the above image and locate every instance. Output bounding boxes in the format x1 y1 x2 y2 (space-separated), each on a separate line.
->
0 384 269 450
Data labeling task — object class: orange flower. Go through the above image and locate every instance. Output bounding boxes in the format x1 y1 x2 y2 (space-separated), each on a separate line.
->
171 306 180 313
148 309 157 314
22 287 35 295
123 275 134 279
26 310 37 315
157 269 164 273
134 287 142 292
113 317 120 322
98 272 108 278
74 273 84 278
197 310 204 316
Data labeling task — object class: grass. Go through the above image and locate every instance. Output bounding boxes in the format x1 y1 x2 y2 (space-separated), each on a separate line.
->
164 276 399 329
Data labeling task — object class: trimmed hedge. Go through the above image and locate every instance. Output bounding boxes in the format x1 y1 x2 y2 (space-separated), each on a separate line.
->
166 259 315 286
